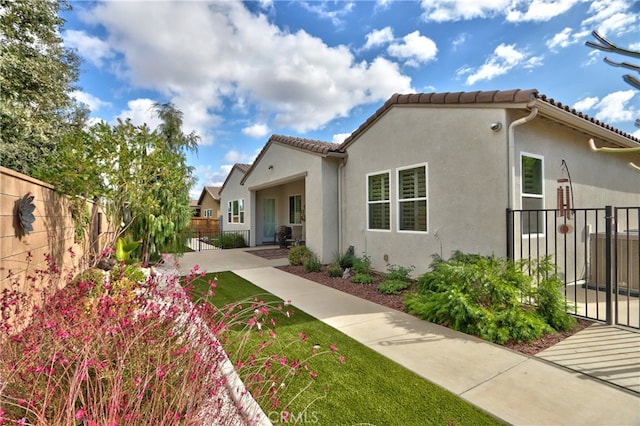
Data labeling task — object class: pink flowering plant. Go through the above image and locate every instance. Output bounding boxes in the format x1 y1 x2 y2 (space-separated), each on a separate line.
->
0 253 344 424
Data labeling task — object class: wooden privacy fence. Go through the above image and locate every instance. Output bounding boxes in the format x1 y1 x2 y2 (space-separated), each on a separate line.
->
190 217 220 233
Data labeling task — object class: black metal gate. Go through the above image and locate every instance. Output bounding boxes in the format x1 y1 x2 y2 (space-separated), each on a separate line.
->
507 206 639 329
187 230 250 251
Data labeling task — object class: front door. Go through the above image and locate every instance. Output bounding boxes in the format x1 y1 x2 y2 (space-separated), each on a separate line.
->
263 198 276 243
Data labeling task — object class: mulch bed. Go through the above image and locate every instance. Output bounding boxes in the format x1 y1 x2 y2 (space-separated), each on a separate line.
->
277 264 595 356
246 248 290 260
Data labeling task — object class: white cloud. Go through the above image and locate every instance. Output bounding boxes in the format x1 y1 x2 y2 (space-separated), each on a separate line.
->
592 90 638 123
506 0 579 22
574 91 638 124
420 0 581 22
547 27 578 50
223 148 259 164
298 1 355 27
116 98 162 129
387 31 438 66
458 43 541 85
72 90 111 113
332 132 352 143
79 1 413 134
582 0 638 37
363 27 394 50
451 33 467 50
63 29 114 68
242 123 270 138
573 96 599 111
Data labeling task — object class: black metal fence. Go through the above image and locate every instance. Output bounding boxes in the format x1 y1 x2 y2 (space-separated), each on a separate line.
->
507 206 639 329
188 230 250 251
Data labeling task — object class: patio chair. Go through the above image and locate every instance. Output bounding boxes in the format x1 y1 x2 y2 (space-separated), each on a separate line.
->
275 225 293 248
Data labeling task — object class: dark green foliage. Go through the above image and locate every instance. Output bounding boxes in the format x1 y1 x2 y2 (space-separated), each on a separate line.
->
385 264 414 281
1 0 84 175
334 251 355 269
326 262 343 277
351 273 376 284
288 245 312 266
531 258 576 331
405 252 574 344
377 279 411 294
351 254 372 275
214 233 246 249
303 254 322 273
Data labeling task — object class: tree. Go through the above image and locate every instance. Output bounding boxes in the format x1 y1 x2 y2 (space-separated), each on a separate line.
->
0 0 84 174
585 31 640 171
42 104 197 265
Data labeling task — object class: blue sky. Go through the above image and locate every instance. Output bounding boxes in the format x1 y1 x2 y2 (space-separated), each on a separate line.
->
61 0 640 199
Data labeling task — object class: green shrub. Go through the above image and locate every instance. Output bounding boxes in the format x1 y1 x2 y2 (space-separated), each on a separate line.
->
304 254 322 273
351 273 376 284
531 258 576 331
326 262 343 278
378 279 411 295
352 254 372 275
385 264 414 282
215 232 247 249
405 252 568 344
289 245 312 266
334 251 355 269
72 268 107 290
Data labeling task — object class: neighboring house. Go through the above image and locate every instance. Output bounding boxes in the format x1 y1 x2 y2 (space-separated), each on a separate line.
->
219 163 251 233
220 89 640 276
197 186 222 218
190 199 201 217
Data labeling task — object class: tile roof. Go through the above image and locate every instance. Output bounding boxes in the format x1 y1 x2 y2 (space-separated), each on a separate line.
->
340 88 639 149
239 134 345 185
269 134 342 155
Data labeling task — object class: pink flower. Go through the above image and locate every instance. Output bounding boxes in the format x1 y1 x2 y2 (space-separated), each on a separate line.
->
309 371 317 378
330 344 338 352
339 355 346 364
75 408 86 420
299 332 307 342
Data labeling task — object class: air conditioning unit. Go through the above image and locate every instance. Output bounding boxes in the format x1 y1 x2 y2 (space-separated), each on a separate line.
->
589 231 639 294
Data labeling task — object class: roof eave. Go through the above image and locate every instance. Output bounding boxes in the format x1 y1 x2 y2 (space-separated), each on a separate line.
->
532 100 640 149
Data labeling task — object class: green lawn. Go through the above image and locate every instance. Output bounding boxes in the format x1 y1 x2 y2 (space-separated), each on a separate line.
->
190 272 503 426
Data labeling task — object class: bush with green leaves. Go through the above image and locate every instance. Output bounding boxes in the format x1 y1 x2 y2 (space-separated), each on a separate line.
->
334 251 355 269
385 264 414 281
326 262 343 277
304 253 322 273
288 245 312 266
214 232 247 249
351 273 376 284
351 254 372 275
378 279 411 294
404 252 574 344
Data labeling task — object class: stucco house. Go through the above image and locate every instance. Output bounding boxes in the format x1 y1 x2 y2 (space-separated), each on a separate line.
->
197 186 222 218
220 89 640 276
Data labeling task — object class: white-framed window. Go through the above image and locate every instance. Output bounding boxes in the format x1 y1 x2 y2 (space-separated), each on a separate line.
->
520 153 544 236
227 199 244 224
367 171 390 231
397 163 428 233
203 209 212 218
289 194 302 224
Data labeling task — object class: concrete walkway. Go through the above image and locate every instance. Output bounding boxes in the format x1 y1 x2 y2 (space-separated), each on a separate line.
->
176 249 640 426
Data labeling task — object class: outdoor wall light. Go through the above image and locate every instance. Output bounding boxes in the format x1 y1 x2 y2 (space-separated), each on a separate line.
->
490 122 503 132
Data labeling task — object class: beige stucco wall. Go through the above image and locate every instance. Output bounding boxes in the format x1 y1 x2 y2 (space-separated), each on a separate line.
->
220 168 251 233
199 194 220 218
342 106 510 275
512 116 640 284
342 104 639 277
244 142 342 262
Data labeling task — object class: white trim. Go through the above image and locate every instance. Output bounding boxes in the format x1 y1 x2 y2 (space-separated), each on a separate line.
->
366 169 391 232
396 162 429 234
288 193 303 225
